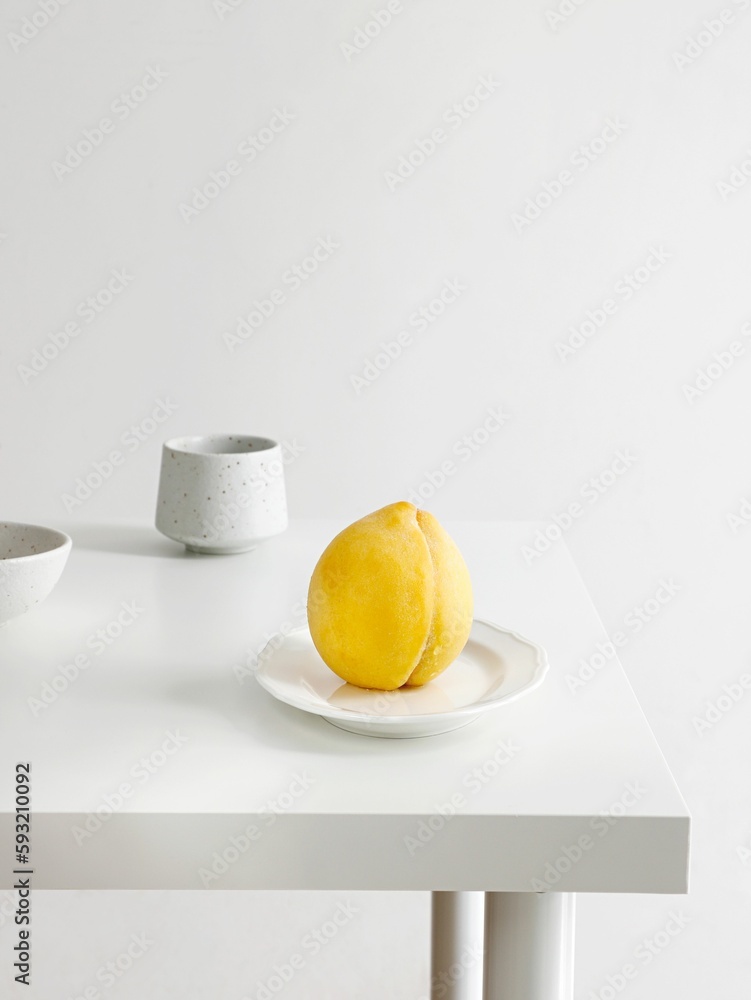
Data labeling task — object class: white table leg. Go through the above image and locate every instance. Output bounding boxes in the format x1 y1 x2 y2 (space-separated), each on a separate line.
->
430 891 484 1000
483 892 575 1000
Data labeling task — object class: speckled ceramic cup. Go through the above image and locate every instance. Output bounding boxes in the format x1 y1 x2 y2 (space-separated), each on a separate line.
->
155 435 288 554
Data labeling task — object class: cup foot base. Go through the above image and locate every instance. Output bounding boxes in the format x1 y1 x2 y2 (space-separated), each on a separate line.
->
185 543 257 555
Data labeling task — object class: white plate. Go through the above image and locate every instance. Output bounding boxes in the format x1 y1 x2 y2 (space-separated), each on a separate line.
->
254 619 548 738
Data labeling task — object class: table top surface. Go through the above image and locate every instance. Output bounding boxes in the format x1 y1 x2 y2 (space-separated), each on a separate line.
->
0 519 690 892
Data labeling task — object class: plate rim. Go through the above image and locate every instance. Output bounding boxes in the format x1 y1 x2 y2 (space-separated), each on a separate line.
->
253 617 548 727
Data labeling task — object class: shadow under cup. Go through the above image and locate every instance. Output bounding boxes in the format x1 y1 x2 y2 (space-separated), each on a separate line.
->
155 434 288 554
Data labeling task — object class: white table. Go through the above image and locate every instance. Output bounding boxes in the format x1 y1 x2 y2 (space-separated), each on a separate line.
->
0 520 689 999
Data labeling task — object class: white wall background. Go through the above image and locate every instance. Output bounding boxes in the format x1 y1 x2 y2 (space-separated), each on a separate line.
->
2 0 750 996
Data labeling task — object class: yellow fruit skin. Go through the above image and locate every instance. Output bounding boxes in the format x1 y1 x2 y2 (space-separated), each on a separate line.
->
404 509 474 687
307 501 473 690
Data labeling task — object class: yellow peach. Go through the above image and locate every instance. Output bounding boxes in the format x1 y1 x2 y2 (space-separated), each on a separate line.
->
307 501 473 690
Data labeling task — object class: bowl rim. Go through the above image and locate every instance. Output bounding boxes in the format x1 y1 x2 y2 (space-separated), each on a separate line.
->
0 522 72 563
163 434 279 457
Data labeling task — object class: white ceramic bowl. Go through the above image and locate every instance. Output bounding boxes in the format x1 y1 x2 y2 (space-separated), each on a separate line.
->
155 434 288 554
0 522 72 626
